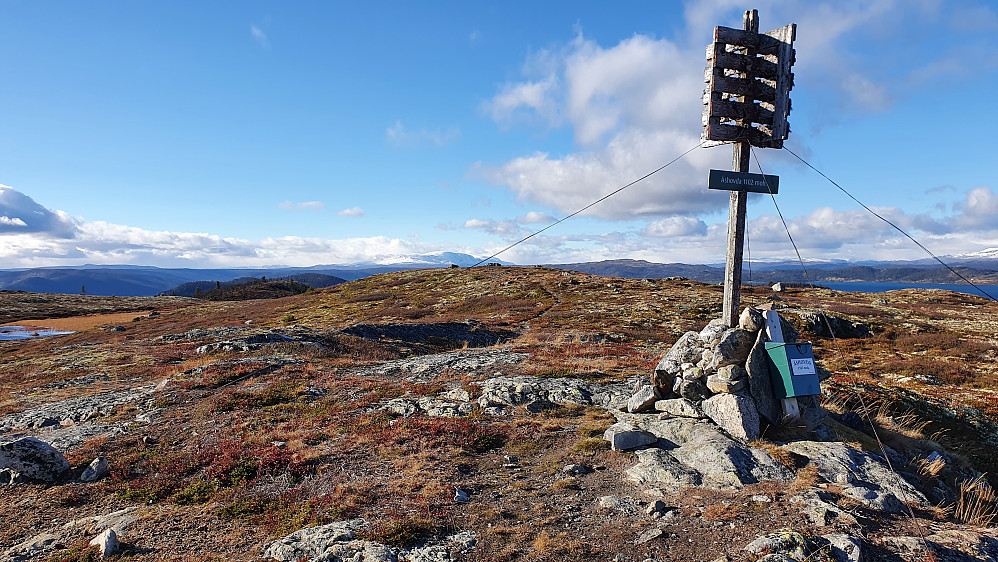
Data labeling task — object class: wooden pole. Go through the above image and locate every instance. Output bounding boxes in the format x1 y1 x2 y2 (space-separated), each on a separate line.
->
721 9 758 328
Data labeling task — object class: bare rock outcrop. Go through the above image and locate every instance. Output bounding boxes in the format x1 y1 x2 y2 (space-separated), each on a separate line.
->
0 436 70 483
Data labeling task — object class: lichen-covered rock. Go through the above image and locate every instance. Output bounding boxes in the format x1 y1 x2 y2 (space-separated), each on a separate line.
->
0 533 61 561
0 389 152 432
654 398 705 419
80 456 109 482
263 520 476 562
383 397 473 418
782 440 928 507
698 319 728 345
627 384 661 413
716 364 746 381
89 528 120 558
790 310 871 339
700 393 760 441
0 436 70 482
652 331 703 393
616 414 792 490
706 373 746 394
626 448 702 490
744 530 827 561
823 534 862 562
738 307 765 332
475 375 633 412
603 422 657 450
710 328 756 369
745 329 781 424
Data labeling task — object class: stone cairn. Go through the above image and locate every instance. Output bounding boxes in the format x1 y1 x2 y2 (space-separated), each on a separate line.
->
625 305 824 441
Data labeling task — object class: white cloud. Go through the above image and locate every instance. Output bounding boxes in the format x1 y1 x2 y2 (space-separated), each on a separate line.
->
462 218 521 236
479 129 727 220
951 187 998 230
337 206 366 217
250 24 270 49
0 185 78 237
480 3 989 227
0 216 27 227
279 200 326 211
469 29 482 43
643 216 708 238
517 211 555 224
386 121 460 148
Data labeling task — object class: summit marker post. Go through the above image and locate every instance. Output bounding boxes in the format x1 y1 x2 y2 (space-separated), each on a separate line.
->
701 9 796 327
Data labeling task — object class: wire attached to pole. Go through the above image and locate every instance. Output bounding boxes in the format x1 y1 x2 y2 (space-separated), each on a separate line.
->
470 142 705 268
782 146 997 302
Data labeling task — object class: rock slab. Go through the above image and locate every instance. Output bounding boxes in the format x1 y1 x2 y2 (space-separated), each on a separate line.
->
0 436 70 482
700 393 760 441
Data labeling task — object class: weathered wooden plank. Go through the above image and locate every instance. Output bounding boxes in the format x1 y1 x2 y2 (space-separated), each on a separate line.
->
710 50 779 80
720 8 757 329
709 99 775 125
714 26 782 55
763 310 800 421
763 23 795 141
708 73 777 102
704 122 784 148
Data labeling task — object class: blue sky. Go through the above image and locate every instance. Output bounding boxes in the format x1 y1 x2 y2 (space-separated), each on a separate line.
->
1 0 997 268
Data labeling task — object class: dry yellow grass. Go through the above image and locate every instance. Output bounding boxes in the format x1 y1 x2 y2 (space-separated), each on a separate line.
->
3 311 159 331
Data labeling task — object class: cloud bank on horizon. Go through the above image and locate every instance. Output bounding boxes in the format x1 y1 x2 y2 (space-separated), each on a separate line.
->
3 182 997 268
1 1 997 268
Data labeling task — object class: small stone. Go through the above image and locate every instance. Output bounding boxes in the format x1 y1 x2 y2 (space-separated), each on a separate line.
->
645 500 667 515
599 495 637 513
628 384 661 413
678 379 708 403
563 464 592 475
454 487 470 502
681 367 703 380
716 365 746 381
80 457 108 483
634 528 664 544
654 398 705 418
706 374 746 394
89 528 119 558
698 319 728 345
823 534 862 562
738 307 765 332
603 423 657 450
751 495 772 503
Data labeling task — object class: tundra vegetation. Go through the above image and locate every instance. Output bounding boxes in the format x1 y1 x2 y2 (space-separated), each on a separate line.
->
1 266 997 561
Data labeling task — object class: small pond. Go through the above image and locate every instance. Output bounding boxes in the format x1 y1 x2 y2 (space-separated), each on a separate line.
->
0 325 76 341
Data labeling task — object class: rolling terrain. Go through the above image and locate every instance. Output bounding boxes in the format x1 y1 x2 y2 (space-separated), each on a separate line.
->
1 267 997 561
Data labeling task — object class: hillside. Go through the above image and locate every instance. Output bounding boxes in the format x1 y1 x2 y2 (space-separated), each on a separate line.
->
1 267 997 561
162 274 346 298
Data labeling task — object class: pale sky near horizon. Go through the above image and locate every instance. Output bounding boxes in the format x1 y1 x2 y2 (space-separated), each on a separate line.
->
1 1 997 268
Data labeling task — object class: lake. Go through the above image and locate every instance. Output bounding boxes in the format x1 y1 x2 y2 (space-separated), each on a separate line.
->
0 325 75 341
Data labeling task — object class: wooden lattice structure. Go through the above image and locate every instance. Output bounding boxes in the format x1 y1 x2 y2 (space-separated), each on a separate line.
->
702 21 796 148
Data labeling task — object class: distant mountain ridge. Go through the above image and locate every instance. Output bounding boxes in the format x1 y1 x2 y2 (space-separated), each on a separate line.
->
0 252 504 296
2 253 997 296
548 259 998 285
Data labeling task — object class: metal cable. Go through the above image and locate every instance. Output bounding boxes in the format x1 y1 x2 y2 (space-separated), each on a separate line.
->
782 146 997 302
470 142 705 268
752 147 934 552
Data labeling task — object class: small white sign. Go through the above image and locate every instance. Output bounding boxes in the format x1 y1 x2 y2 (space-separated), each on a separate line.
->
790 358 816 376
